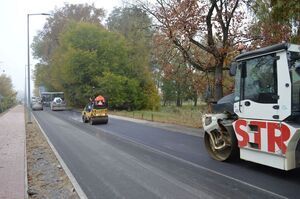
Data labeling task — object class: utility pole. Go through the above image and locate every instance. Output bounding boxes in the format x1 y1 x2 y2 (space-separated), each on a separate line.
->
25 65 27 107
27 13 50 123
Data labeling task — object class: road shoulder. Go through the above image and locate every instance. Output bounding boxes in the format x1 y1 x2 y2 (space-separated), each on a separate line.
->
29 113 86 198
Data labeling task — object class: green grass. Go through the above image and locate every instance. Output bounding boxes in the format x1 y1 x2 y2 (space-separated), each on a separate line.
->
109 104 208 128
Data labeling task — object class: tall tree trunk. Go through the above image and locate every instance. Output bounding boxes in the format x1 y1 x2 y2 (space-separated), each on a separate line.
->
176 97 181 107
214 63 223 101
176 89 181 107
193 96 198 106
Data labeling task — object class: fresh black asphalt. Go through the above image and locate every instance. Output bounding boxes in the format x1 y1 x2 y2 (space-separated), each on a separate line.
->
33 109 300 198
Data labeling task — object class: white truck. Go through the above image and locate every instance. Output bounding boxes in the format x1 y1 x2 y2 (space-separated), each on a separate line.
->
203 43 300 170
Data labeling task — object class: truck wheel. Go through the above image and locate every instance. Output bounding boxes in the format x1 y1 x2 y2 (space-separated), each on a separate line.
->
295 140 300 168
89 118 94 125
82 116 87 123
204 124 238 161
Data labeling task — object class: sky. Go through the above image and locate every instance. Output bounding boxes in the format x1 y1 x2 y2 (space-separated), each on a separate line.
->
0 0 124 98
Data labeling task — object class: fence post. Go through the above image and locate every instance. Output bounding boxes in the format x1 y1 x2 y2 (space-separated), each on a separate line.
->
151 113 153 121
142 113 144 119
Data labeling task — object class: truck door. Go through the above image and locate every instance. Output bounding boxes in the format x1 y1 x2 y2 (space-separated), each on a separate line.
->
233 54 281 120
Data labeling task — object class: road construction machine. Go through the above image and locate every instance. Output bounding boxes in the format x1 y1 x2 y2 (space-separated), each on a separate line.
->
202 43 300 170
82 95 108 125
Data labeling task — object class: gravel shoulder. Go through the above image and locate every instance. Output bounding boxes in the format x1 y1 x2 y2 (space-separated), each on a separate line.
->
26 114 79 198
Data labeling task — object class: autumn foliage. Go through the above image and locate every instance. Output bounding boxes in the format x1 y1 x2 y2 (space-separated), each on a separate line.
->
141 0 246 100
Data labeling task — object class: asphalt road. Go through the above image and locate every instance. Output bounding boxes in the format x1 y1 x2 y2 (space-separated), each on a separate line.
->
33 109 300 199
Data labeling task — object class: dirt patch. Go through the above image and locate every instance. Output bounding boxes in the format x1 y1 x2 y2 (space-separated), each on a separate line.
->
26 119 79 199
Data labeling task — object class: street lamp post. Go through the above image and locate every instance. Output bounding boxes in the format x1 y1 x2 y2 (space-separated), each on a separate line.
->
25 65 27 107
27 13 50 123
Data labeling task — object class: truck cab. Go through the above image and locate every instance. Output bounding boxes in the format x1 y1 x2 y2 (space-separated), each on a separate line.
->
203 43 300 170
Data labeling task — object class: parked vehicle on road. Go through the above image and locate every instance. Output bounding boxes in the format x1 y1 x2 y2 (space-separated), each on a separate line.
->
41 92 64 107
50 97 66 111
82 95 108 125
31 97 43 111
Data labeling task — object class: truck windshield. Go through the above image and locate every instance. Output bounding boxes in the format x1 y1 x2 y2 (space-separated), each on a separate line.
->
289 52 300 112
234 54 277 104
93 101 107 109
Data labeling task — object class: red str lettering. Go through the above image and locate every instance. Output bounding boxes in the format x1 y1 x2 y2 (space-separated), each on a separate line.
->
235 120 249 147
267 123 290 154
249 121 266 150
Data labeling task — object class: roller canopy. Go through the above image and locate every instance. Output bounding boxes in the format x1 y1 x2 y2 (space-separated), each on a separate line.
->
95 95 105 102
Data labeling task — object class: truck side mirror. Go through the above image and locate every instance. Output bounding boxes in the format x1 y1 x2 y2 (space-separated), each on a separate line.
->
229 62 237 76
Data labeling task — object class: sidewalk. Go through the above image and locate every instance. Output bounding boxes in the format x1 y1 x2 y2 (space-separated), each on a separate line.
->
0 105 26 199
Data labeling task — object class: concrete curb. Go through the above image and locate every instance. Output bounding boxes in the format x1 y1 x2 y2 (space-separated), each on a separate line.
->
32 114 88 199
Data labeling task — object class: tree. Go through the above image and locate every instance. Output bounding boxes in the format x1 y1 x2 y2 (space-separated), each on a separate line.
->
185 69 207 106
33 63 54 91
270 0 299 43
139 0 246 100
152 32 209 106
32 3 106 97
160 53 206 107
0 74 17 112
48 22 131 106
40 21 159 110
0 74 14 97
32 3 105 64
33 4 160 110
248 0 299 47
95 72 143 110
107 6 160 109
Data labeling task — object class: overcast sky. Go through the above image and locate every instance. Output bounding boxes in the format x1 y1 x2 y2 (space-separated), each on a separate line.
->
0 0 124 96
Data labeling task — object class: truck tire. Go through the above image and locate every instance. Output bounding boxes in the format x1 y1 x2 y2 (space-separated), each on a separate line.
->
296 140 300 168
204 122 238 161
89 118 94 125
82 115 88 123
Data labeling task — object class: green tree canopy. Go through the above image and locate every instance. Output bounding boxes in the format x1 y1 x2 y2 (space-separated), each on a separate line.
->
32 3 105 63
107 6 160 109
33 4 160 110
37 21 159 110
94 72 143 110
0 74 17 112
248 0 300 46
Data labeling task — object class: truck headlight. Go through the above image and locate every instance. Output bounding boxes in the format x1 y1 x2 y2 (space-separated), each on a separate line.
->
205 116 212 126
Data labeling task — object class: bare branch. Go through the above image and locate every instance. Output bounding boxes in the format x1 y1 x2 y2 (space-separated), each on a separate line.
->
206 0 217 49
172 38 206 72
